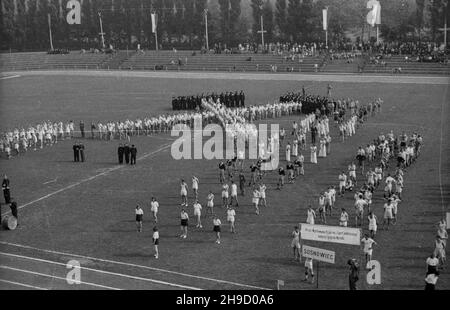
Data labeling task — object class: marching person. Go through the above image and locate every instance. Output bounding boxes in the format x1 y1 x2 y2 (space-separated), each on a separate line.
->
193 199 203 229
230 180 239 207
306 205 316 225
368 212 378 238
150 197 159 223
192 176 199 201
226 206 236 233
152 226 159 259
10 199 18 226
213 215 222 244
252 187 260 215
135 205 143 232
340 208 349 227
361 233 377 269
304 257 314 284
206 191 214 216
180 208 189 239
124 144 131 164
180 179 188 206
79 142 85 162
291 226 301 262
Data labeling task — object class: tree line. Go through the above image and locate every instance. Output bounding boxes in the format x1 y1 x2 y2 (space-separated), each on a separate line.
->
1 0 448 51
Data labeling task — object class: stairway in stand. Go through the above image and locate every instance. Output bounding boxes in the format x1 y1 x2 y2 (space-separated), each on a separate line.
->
99 50 136 70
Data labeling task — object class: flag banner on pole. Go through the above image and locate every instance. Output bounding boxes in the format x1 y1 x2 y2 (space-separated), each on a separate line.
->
151 13 157 33
366 0 381 27
322 9 327 31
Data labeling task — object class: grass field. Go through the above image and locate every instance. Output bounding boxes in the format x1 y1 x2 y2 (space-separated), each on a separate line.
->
0 71 449 290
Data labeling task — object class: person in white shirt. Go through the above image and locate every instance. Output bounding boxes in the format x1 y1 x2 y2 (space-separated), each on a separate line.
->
180 179 188 206
339 172 347 197
152 226 159 259
150 197 159 223
340 208 349 227
252 188 260 215
368 212 378 238
259 183 267 207
206 191 214 216
135 205 144 232
383 198 394 230
180 209 189 238
213 216 222 244
193 200 203 228
303 258 314 284
354 194 367 227
361 234 377 269
222 183 229 208
192 176 199 201
227 207 236 233
230 180 239 207
291 226 301 262
426 253 439 275
306 206 316 225
384 174 395 198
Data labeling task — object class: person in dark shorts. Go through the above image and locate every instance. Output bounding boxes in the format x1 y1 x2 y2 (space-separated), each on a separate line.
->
135 205 143 232
152 226 159 259
213 216 222 244
180 209 189 239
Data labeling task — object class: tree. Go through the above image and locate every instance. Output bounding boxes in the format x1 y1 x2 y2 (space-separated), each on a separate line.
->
275 0 287 41
262 1 274 43
287 0 301 41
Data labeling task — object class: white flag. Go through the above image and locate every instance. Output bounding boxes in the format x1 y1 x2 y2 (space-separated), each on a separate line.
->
366 0 381 27
151 13 157 33
322 9 327 31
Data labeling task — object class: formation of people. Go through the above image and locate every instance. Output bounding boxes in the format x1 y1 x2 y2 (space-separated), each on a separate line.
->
172 91 245 110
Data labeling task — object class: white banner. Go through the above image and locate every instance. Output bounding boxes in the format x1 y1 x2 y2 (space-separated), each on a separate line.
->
366 0 381 27
302 245 335 264
322 9 327 31
301 223 361 245
151 13 157 33
447 213 450 229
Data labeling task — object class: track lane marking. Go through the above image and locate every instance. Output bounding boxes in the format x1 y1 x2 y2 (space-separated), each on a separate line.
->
0 252 201 290
0 278 48 290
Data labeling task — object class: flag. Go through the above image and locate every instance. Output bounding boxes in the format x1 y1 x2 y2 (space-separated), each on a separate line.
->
151 13 157 33
277 280 284 290
366 0 381 27
322 9 327 31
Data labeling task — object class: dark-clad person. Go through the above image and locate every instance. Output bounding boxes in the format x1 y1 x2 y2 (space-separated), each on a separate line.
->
2 174 11 204
79 143 85 162
118 143 124 164
90 122 96 139
73 143 80 162
124 144 131 164
348 258 360 290
10 199 18 226
79 120 85 138
130 144 137 165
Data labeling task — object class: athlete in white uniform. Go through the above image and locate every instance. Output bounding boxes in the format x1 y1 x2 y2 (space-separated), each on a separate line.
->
150 197 159 223
193 200 203 228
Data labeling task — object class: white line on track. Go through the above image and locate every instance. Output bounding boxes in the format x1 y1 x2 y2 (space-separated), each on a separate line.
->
438 82 448 214
0 278 48 290
0 252 201 290
43 178 58 185
0 266 121 290
0 241 272 290
0 75 20 80
0 143 172 216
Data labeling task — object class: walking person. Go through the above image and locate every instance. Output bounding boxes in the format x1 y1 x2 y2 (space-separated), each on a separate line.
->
226 206 236 233
180 209 189 239
10 199 18 226
124 144 130 164
291 226 301 262
152 226 159 259
193 200 203 228
79 142 85 162
206 191 214 216
150 197 159 223
361 234 377 269
213 215 222 244
135 205 143 232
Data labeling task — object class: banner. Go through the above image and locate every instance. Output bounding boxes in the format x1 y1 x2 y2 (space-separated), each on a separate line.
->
300 223 361 245
322 9 327 31
151 13 157 33
302 245 335 264
366 0 381 27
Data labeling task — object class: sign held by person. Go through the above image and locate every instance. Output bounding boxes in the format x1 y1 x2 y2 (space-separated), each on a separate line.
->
301 223 361 245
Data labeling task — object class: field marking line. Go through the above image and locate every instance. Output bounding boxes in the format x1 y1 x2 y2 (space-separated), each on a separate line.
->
0 278 48 290
438 82 448 215
43 178 58 185
0 241 272 290
0 265 121 290
0 252 201 290
0 75 20 80
0 143 172 216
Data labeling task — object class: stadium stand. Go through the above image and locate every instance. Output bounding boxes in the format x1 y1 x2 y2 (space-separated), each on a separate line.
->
362 54 450 75
0 51 112 71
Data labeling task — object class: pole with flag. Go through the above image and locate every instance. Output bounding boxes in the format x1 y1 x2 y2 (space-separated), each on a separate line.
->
257 5 267 51
98 11 106 49
48 13 54 51
323 7 328 49
151 12 158 51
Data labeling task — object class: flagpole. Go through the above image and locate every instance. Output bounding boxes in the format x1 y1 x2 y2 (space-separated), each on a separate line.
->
204 9 209 51
98 12 106 49
48 13 54 51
